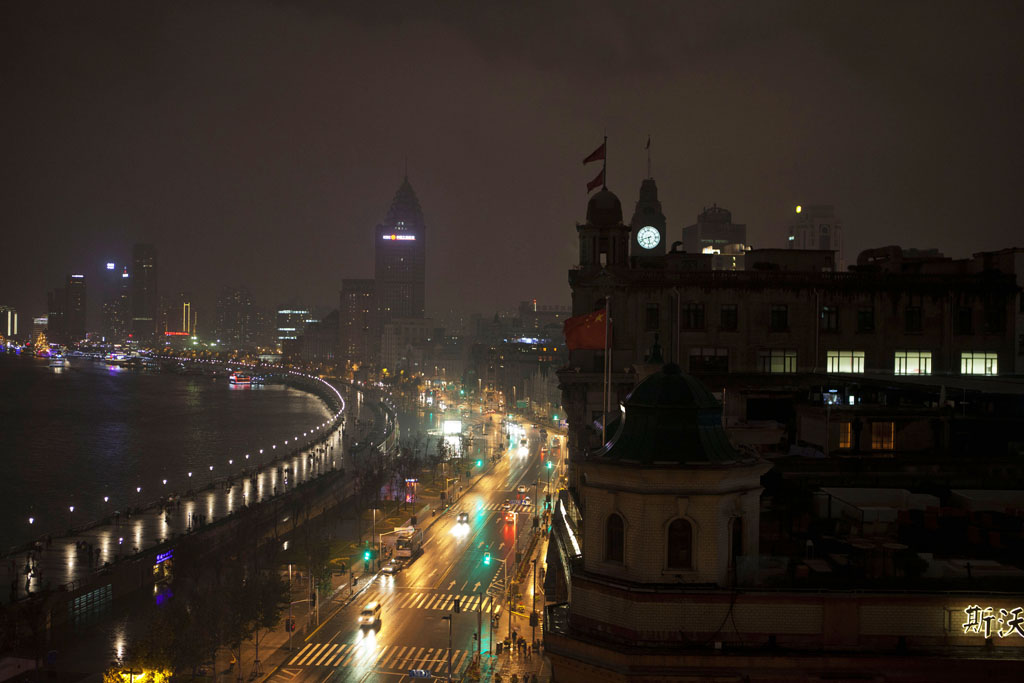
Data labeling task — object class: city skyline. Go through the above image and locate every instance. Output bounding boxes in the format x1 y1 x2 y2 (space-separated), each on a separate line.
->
3 2 1023 320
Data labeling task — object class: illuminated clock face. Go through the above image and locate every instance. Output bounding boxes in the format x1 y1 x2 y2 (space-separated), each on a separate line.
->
637 226 660 249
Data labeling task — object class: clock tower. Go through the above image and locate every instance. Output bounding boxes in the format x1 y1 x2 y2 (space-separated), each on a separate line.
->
630 177 667 257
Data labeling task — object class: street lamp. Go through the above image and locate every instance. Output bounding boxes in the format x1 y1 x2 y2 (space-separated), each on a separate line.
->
441 614 453 682
68 505 75 529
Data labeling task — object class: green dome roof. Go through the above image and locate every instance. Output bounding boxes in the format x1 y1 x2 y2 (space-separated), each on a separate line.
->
591 363 753 467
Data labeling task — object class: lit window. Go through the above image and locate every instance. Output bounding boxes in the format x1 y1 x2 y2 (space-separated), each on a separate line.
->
961 352 998 376
827 350 865 373
894 351 932 375
838 422 852 449
871 422 894 450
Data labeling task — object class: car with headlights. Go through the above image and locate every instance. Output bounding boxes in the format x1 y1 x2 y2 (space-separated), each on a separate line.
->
457 511 469 524
516 484 528 494
358 602 382 628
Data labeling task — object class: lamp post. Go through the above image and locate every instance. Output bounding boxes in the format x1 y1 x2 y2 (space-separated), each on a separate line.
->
531 559 538 646
441 614 453 682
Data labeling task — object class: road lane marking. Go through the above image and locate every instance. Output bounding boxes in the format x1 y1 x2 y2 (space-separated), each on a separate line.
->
288 643 314 665
295 643 327 666
313 643 338 666
384 645 408 668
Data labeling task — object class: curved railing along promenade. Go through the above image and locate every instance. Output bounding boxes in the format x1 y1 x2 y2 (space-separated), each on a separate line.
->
0 361 396 606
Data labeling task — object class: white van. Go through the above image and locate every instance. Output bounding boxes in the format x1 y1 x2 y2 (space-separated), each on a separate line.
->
358 601 382 628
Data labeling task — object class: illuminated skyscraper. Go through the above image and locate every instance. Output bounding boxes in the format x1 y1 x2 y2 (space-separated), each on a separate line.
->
65 274 87 342
215 286 254 349
374 176 426 327
131 243 158 342
276 307 316 346
340 278 376 366
0 305 17 339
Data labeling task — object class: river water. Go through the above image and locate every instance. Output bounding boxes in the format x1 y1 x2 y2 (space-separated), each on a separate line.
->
0 355 333 552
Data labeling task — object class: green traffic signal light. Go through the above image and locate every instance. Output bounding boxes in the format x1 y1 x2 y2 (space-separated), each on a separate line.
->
546 460 553 469
476 459 483 467
363 550 371 561
483 552 491 565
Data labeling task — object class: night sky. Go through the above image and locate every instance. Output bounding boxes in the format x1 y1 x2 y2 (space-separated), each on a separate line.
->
2 1 1022 324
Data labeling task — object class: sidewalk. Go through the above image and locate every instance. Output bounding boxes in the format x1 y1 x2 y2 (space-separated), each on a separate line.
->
470 524 553 683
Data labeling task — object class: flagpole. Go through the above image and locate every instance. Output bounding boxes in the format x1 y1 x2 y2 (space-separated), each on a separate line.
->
602 135 608 189
602 295 611 446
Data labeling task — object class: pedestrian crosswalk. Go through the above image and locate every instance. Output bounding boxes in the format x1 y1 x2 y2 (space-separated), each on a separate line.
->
288 642 471 672
479 502 532 513
357 590 497 612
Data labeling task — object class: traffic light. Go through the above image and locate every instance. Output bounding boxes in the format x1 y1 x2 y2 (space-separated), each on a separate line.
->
530 611 539 627
546 460 554 470
475 459 483 468
484 551 491 566
363 550 371 562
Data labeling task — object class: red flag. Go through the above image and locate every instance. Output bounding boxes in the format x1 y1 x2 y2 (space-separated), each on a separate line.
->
586 169 604 193
563 309 607 350
582 142 606 165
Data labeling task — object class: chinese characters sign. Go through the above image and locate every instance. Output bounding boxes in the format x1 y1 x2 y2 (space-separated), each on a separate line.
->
962 605 1024 639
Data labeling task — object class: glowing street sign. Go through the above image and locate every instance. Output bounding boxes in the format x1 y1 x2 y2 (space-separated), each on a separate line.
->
382 234 416 241
962 605 1024 639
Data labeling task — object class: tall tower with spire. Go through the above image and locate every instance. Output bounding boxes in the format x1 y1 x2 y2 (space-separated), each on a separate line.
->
374 175 427 328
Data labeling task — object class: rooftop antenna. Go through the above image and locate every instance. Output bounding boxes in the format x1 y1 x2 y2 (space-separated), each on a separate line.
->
646 134 651 178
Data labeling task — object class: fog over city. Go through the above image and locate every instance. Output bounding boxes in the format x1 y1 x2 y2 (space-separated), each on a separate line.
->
2 1 1022 318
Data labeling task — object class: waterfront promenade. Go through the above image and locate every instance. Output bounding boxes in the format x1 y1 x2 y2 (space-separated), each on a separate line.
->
0 370 380 605
1 424 355 606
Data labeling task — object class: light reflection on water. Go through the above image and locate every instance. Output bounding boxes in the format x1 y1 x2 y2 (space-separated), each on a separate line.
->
0 357 335 550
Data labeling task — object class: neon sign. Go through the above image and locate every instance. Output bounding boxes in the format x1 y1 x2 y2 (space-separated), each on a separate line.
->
382 234 416 241
155 550 174 565
962 605 1024 639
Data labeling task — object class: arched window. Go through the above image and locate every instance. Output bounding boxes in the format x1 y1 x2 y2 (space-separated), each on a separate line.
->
605 513 624 563
667 518 693 569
